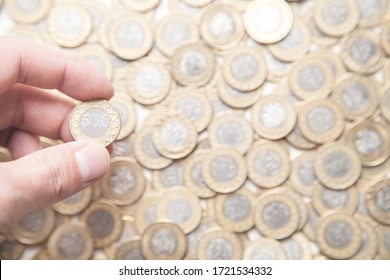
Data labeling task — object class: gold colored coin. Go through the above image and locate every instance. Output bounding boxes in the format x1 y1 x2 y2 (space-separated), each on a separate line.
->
152 112 198 159
69 99 121 147
314 143 361 190
316 212 362 259
182 0 213 7
222 46 266 92
6 0 50 24
156 187 202 234
82 200 123 248
346 121 390 167
152 161 184 190
253 192 300 240
48 224 93 260
52 187 92 216
134 196 159 234
214 188 255 232
97 11 124 51
243 0 293 44
120 0 160 12
381 17 390 56
0 239 25 260
366 179 390 225
281 232 312 260
197 229 242 260
110 95 136 140
76 44 113 81
208 112 253 154
357 0 388 28
141 222 187 260
378 226 390 259
251 94 297 140
0 147 11 162
380 84 390 122
115 239 144 260
298 99 345 144
11 208 55 245
314 0 360 37
171 43 215 87
246 140 290 188
243 238 286 260
202 147 247 194
351 217 379 260
290 152 320 197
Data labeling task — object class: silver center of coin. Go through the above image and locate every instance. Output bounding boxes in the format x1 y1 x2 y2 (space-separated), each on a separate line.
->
209 12 236 40
375 185 390 212
87 210 114 238
323 151 351 179
166 197 193 224
321 188 349 209
176 97 203 122
80 107 111 138
281 239 302 260
324 220 353 248
15 0 39 11
307 106 335 134
163 19 190 48
109 167 136 195
350 38 376 64
254 4 283 34
265 52 289 72
191 162 207 188
150 228 177 256
123 247 144 260
63 191 83 205
322 1 350 26
231 54 258 81
116 20 144 48
298 65 325 92
354 128 382 156
278 24 302 50
112 138 132 157
135 66 162 95
254 150 281 177
260 102 287 129
357 0 380 19
160 163 183 187
298 159 316 186
113 102 129 128
19 209 45 233
55 8 85 35
206 238 233 260
143 205 157 227
384 231 390 250
210 155 238 182
161 120 189 149
341 83 370 111
84 55 105 74
262 201 291 229
180 51 207 77
216 121 244 147
143 133 161 158
57 232 84 259
249 248 278 260
223 194 251 222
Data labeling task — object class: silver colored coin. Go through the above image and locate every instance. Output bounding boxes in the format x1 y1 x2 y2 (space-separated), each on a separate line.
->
150 228 177 256
357 0 381 20
57 233 84 259
223 194 251 222
375 185 390 212
323 151 351 179
159 162 183 188
208 11 236 40
321 188 349 209
165 197 193 224
322 1 350 26
277 23 302 50
298 159 316 187
298 65 325 92
216 122 244 146
210 155 238 182
109 167 136 195
18 209 45 233
143 132 162 159
191 162 208 189
354 128 382 156
231 54 258 81
134 66 163 97
87 210 114 238
112 138 132 158
180 51 207 77
254 151 281 177
175 97 204 124
123 247 144 260
206 238 233 260
341 83 370 111
262 201 291 229
143 205 157 227
306 106 335 134
163 20 190 48
62 191 83 205
324 220 353 248
160 121 189 150
260 102 287 129
281 239 302 260
349 38 377 64
115 19 144 49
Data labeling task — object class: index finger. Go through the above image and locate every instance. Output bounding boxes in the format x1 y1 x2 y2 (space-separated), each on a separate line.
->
0 37 114 100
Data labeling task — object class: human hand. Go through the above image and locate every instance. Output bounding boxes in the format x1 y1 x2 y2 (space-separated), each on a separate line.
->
0 38 113 242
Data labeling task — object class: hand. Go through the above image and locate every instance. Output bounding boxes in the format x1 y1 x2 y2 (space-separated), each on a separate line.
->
0 38 113 242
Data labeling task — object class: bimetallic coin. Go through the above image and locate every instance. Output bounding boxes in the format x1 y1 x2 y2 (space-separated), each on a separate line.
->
112 135 133 158
48 224 93 260
11 208 55 245
357 0 387 27
202 148 247 194
243 0 293 44
222 46 266 92
253 192 300 240
366 179 390 225
305 8 338 48
351 217 379 260
120 0 160 12
314 0 360 37
381 18 390 56
286 122 318 150
152 161 184 190
314 143 361 190
281 233 312 260
378 226 390 259
208 112 253 154
251 95 297 140
244 238 286 260
141 222 187 260
152 112 198 159
309 50 347 78
171 43 215 87
264 50 291 83
302 203 320 242
110 95 136 140
380 85 390 123
290 152 320 197
298 99 345 144
69 99 121 146
52 187 92 216
182 0 213 7
316 213 362 259
5 0 50 24
134 196 159 234
76 44 113 81
115 239 144 260
0 239 24 260
197 229 242 260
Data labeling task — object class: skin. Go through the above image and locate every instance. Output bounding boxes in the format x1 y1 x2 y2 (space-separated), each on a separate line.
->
0 38 114 242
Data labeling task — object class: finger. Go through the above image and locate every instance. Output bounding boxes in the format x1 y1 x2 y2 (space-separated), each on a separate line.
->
0 37 113 100
7 130 40 159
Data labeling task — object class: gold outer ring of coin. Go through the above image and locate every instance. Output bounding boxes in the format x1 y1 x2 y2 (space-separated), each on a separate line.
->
305 8 338 48
313 0 360 37
141 222 187 260
183 151 216 199
47 4 92 48
76 44 113 81
314 143 361 190
361 156 390 180
134 196 160 234
69 99 121 147
197 229 242 260
81 200 123 248
5 0 50 24
97 11 126 51
182 0 213 7
268 17 312 62
286 122 318 150
298 99 345 144
110 95 136 140
171 43 216 87
251 94 297 140
287 233 312 260
332 74 380 121
208 112 254 154
11 208 55 245
246 140 290 188
289 57 334 101
309 50 347 77
346 121 390 167
115 239 144 260
152 161 184 190
222 46 267 92
378 226 390 259
302 203 319 242
366 179 390 225
380 84 390 122
312 184 358 215
358 0 388 27
101 157 145 206
52 187 93 215
156 187 202 234
47 224 93 260
351 218 379 260
120 0 159 12
214 188 255 233
381 18 390 56
316 212 362 259
152 112 198 159
243 238 286 260
201 147 247 194
0 239 25 260
243 0 293 44
289 152 320 197
108 12 153 60
253 193 301 240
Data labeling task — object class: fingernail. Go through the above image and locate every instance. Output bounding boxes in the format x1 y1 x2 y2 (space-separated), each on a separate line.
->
75 143 110 183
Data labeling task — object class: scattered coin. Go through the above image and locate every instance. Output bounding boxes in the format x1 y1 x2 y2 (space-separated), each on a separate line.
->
351 216 379 260
281 232 312 260
366 179 390 225
5 0 50 24
115 239 145 260
52 187 93 216
378 226 390 259
197 229 242 260
243 238 286 260
182 0 213 8
381 16 390 56
289 152 320 197
356 0 388 28
134 196 159 234
0 239 25 260
120 0 160 12
152 161 184 190
110 94 136 140
380 84 390 123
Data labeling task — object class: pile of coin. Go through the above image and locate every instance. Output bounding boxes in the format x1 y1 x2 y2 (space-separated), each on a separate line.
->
1 0 390 260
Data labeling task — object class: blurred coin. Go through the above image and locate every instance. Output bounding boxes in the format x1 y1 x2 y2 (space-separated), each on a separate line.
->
286 122 318 150
281 233 312 260
378 226 390 259
197 229 242 260
356 0 387 28
115 239 144 260
351 216 379 260
305 8 337 47
264 50 291 83
152 161 184 190
290 152 320 197
76 44 113 81
110 95 136 141
380 84 390 122
52 187 92 216
381 16 390 56
6 0 50 24
366 179 390 225
120 0 160 12
0 239 25 260
134 196 159 234
243 238 286 260
182 0 213 7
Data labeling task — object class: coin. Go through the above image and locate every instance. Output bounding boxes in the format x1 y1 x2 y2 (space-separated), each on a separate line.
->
316 212 362 259
152 161 184 190
351 217 379 260
197 229 242 260
381 16 390 56
47 4 92 48
246 140 290 188
208 112 253 154
134 196 160 234
5 0 50 24
251 94 297 140
378 226 390 259
290 152 320 197
264 50 291 82
214 188 255 232
48 224 93 260
243 238 286 260
366 179 390 225
120 0 159 12
243 0 293 44
314 143 361 190
298 99 345 144
69 99 121 146
281 232 312 260
52 187 93 216
361 156 390 180
182 0 213 7
222 46 266 92
357 0 388 28
380 84 390 122
152 112 198 159
305 8 338 48
332 74 380 121
114 239 144 260
286 122 318 150
202 147 247 194
310 50 347 77
0 239 24 260
141 222 187 260
110 95 136 140
314 0 360 37
76 44 113 81
82 200 122 248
